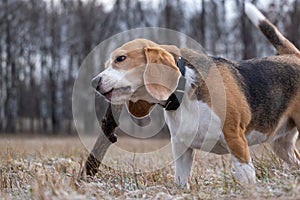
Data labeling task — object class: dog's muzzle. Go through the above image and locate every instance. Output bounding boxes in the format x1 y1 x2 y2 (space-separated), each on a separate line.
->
91 76 110 96
91 76 101 90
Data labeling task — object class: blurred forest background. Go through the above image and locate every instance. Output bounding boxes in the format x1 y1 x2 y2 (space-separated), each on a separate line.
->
0 0 299 134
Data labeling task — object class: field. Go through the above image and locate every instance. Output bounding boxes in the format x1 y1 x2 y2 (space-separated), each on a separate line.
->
0 136 299 199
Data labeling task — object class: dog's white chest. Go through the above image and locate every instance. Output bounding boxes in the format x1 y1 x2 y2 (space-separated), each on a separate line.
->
164 95 227 153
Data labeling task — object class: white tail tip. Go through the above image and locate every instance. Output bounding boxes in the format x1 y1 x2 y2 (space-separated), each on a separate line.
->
245 2 266 27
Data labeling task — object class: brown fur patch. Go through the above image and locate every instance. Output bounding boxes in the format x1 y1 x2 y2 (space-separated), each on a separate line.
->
288 91 300 128
112 49 146 71
180 52 252 162
144 47 181 101
127 100 155 118
216 66 252 163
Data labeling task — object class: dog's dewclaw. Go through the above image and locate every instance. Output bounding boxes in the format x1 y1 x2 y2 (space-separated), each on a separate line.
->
83 104 121 177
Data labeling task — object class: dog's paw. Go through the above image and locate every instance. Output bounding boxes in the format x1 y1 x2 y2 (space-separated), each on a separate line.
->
234 162 256 185
232 156 256 185
174 181 190 191
174 176 191 190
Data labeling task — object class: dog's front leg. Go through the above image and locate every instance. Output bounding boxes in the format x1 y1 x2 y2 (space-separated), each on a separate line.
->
171 139 194 186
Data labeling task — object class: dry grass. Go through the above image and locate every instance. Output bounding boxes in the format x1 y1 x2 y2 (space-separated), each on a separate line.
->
0 135 299 199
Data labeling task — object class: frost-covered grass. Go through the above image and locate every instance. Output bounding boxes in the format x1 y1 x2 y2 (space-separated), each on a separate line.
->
0 136 299 199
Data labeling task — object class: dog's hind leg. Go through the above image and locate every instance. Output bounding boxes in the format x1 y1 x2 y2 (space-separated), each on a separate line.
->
271 124 300 167
223 124 256 185
221 89 256 184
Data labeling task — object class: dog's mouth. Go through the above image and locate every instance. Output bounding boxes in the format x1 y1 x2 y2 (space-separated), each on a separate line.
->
100 88 113 97
96 86 131 102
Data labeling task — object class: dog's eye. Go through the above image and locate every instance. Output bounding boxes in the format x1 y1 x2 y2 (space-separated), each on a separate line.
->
115 55 126 63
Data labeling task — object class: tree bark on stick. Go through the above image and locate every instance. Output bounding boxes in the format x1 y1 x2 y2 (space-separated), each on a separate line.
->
83 104 121 176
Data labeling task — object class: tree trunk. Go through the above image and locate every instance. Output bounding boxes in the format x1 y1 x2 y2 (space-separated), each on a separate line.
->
49 0 60 134
201 0 206 48
0 40 3 132
40 53 49 134
39 2 49 134
287 0 299 49
65 52 74 135
83 104 121 176
210 1 220 55
221 0 229 57
29 59 35 133
4 0 17 133
49 69 59 133
241 0 256 59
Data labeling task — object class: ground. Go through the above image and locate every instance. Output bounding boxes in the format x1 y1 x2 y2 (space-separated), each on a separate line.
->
0 135 299 199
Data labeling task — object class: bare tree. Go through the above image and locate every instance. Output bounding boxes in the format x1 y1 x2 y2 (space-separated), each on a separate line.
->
238 0 257 59
285 0 300 49
4 0 18 133
207 0 222 54
0 1 3 132
158 0 185 31
189 0 206 48
0 36 3 133
48 0 62 133
0 0 297 134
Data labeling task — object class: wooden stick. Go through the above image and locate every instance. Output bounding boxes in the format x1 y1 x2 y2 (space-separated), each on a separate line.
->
83 104 121 176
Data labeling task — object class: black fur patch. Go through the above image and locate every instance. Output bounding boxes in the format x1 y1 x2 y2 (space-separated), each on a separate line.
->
234 57 300 132
212 56 300 132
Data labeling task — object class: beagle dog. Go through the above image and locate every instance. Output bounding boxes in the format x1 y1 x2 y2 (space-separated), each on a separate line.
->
91 3 300 185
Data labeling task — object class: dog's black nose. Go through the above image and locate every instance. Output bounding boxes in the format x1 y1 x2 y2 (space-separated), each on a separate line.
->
91 76 101 89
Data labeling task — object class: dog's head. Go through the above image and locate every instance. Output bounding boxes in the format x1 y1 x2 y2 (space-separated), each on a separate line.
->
91 39 182 118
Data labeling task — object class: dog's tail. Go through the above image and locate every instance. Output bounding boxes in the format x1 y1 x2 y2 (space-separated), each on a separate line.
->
245 2 300 58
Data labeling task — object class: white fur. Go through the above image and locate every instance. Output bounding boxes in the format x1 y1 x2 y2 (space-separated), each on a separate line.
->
245 2 265 27
246 130 268 146
166 99 226 185
165 70 228 185
271 117 289 141
95 64 147 104
171 141 194 186
232 155 256 184
271 118 300 166
185 67 196 85
165 68 263 185
98 65 128 92
164 82 226 153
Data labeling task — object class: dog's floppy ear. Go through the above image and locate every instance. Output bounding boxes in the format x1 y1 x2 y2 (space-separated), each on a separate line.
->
144 47 181 101
126 100 155 118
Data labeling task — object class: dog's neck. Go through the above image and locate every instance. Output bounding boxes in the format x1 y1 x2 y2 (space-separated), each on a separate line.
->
160 54 206 111
160 55 188 111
